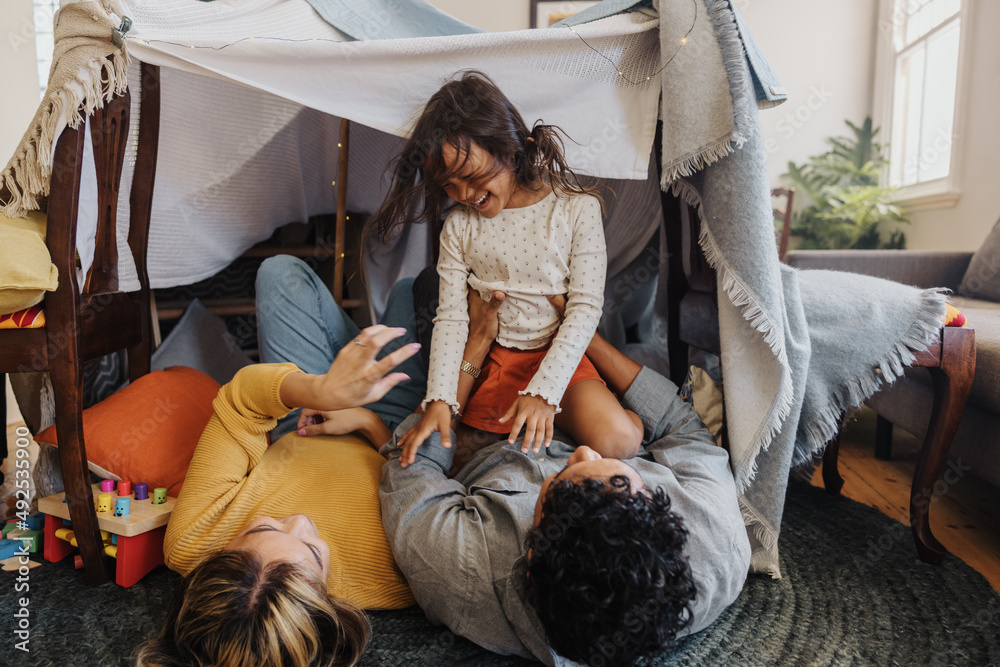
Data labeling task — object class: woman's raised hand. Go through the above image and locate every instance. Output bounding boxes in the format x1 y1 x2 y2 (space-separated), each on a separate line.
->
318 325 421 410
281 325 420 414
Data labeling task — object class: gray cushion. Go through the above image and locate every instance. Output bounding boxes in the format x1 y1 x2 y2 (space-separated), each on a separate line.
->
958 215 1000 301
152 299 253 386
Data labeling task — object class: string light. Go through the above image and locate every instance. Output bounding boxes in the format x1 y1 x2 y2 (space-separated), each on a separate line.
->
564 0 697 86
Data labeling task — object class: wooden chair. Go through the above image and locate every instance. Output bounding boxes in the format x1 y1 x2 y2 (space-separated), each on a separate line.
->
773 187 794 261
0 63 161 584
658 170 977 565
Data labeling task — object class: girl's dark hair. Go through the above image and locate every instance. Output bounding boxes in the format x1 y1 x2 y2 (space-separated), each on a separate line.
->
365 70 599 245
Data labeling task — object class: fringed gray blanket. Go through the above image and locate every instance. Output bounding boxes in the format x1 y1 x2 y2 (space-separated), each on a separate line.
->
0 1 127 218
659 0 947 577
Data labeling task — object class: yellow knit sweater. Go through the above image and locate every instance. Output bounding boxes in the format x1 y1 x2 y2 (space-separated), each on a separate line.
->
164 362 414 609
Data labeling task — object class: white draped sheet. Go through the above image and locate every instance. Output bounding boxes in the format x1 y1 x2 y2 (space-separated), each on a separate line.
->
87 0 661 308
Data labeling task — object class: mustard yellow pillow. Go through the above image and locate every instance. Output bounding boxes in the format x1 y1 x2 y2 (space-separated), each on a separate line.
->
0 210 58 315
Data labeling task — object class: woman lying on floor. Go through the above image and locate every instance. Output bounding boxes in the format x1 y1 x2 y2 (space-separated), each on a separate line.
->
135 255 431 666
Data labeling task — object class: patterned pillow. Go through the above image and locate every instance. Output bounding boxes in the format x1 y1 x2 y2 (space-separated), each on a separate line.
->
0 304 46 329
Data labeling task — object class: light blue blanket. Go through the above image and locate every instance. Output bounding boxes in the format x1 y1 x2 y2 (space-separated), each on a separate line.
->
299 0 481 40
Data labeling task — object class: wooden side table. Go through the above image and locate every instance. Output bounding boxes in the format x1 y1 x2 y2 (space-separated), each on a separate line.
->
822 326 977 564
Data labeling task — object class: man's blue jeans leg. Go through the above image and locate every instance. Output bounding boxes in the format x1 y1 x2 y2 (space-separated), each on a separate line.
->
256 255 426 441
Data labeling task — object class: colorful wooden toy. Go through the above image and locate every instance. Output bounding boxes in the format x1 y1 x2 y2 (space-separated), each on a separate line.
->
0 539 22 560
134 483 148 500
117 480 132 497
97 493 113 513
101 479 115 493
16 513 45 532
114 497 131 517
39 483 177 587
152 488 167 505
4 527 26 541
18 531 41 554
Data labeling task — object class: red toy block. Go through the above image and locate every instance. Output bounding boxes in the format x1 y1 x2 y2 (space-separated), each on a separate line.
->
44 513 75 563
115 526 167 587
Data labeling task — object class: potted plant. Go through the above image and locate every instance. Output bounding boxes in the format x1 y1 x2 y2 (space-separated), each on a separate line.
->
782 117 907 250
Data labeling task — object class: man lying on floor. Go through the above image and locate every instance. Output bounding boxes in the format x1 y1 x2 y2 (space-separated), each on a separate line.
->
380 288 751 666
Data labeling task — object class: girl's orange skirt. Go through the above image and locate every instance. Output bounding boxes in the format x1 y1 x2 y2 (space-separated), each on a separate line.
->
460 343 604 434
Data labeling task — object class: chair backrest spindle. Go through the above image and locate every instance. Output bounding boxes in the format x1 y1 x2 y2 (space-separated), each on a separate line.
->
84 89 131 296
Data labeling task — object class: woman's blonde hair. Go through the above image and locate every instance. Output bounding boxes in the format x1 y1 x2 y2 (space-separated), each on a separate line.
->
135 550 370 666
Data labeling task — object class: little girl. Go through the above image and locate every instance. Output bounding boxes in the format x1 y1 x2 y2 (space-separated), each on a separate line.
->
368 71 643 463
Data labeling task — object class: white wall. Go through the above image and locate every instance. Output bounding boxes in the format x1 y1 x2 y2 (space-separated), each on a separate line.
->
904 0 1000 251
737 0 879 191
2 0 36 427
427 0 530 32
0 0 42 163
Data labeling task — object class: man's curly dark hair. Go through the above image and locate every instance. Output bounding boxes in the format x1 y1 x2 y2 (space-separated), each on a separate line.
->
524 476 696 666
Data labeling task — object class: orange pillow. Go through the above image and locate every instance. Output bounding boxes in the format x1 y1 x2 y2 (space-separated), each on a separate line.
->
35 366 220 497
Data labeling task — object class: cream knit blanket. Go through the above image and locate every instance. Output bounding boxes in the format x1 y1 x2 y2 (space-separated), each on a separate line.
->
0 0 128 218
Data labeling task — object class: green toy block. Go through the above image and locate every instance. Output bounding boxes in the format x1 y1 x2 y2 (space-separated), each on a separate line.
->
19 530 42 554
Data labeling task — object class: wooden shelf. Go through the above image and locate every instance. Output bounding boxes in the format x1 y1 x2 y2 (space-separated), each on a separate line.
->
155 297 362 320
239 244 340 259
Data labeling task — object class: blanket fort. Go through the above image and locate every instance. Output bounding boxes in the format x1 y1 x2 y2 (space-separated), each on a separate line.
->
1 0 949 579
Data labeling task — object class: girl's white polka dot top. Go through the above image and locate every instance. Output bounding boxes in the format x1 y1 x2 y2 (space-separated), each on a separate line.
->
424 191 606 414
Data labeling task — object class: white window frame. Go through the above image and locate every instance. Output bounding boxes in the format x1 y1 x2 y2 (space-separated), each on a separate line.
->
32 0 60 99
872 0 974 211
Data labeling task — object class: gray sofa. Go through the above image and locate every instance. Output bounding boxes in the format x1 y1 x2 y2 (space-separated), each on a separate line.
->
786 234 1000 490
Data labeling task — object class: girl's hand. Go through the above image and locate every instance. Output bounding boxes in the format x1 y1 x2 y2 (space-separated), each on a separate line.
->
499 395 556 453
313 325 421 411
396 400 454 467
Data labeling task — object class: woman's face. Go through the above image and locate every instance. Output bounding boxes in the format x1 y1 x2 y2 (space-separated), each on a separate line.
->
224 515 331 581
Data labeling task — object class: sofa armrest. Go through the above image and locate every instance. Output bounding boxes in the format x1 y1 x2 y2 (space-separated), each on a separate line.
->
784 250 973 291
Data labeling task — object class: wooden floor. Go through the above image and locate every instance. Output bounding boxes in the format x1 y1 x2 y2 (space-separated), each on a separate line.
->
811 408 1000 592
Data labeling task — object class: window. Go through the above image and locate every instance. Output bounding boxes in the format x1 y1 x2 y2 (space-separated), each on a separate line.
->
873 0 972 209
32 0 59 98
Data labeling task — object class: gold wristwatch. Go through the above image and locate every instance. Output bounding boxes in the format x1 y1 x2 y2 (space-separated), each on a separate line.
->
460 359 482 378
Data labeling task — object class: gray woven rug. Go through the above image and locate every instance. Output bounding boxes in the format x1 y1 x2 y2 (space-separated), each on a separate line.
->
2 481 998 666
